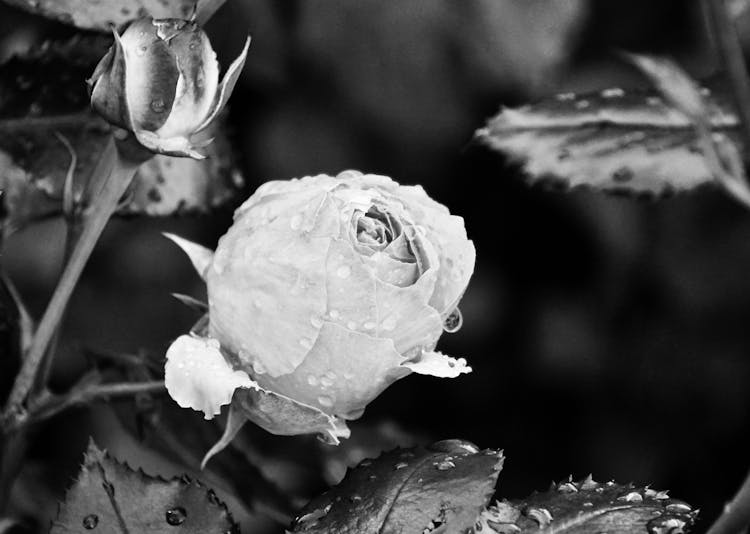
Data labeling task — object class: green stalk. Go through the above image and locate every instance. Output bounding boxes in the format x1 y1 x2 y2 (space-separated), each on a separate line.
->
3 136 145 417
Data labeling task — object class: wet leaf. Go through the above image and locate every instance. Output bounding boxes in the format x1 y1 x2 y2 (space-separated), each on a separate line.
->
289 439 504 534
475 77 740 198
50 439 238 533
0 37 244 237
475 477 697 534
1 0 197 32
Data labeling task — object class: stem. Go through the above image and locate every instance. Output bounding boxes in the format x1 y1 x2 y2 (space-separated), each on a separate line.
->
704 0 750 165
707 465 750 534
25 380 165 428
3 136 140 416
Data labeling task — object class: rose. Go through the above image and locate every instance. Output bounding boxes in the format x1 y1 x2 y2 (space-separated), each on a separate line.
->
163 171 475 464
88 16 250 159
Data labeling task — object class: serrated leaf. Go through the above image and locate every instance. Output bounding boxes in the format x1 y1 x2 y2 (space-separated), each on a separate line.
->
289 439 504 534
475 477 697 534
475 77 740 197
51 439 238 533
1 0 197 32
0 37 244 236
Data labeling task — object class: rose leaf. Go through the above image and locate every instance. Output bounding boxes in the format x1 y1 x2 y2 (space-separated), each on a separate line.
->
475 75 739 198
1 0 197 31
50 439 238 533
288 439 504 534
476 477 698 534
0 37 244 237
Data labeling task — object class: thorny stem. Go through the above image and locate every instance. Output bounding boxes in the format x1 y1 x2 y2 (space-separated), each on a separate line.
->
704 0 750 167
2 136 141 417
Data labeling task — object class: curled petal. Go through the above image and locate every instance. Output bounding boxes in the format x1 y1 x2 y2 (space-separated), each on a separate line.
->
134 130 207 159
165 334 255 420
89 29 132 130
119 18 180 132
163 233 214 280
196 36 251 133
402 351 472 378
156 23 220 137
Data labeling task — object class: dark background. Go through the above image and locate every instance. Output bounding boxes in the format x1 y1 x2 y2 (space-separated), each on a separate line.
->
2 0 749 531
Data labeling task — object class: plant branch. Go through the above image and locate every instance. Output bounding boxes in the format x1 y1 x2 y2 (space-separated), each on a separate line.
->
26 380 165 428
707 465 750 534
704 0 750 166
2 136 142 418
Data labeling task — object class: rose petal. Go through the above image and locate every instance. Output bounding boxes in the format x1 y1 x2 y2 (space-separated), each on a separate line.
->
364 251 419 287
164 334 255 420
375 273 443 355
163 233 214 280
156 23 220 138
120 18 180 132
324 238 378 334
257 322 409 416
207 227 330 377
402 351 472 378
398 185 476 316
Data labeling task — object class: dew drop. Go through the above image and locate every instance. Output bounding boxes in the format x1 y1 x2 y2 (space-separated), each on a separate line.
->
346 321 357 330
619 491 643 502
646 515 687 534
336 265 351 278
612 167 633 183
329 310 340 319
575 99 590 109
435 460 456 471
524 507 553 527
310 315 324 328
394 461 408 470
290 214 303 230
318 395 333 408
150 98 167 113
299 338 313 350
320 375 333 388
166 506 187 525
350 494 362 503
381 316 397 331
82 514 99 529
136 45 148 56
252 360 266 375
443 308 463 333
307 375 319 386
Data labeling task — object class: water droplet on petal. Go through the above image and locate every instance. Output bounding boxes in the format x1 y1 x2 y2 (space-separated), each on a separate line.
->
310 315 324 328
435 460 455 471
336 265 351 278
166 506 187 525
290 214 303 230
318 395 333 408
299 338 313 350
347 321 357 330
320 375 333 388
443 308 463 333
381 316 397 331
252 360 266 375
329 310 340 319
307 375 319 386
82 514 99 529
136 45 148 56
150 98 166 113
618 491 643 502
363 321 376 330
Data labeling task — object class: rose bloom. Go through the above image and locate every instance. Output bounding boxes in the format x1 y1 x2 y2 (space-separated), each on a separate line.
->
88 16 249 159
164 171 475 464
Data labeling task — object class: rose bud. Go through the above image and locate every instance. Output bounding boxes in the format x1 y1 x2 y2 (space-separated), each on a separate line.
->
163 171 475 465
87 16 250 159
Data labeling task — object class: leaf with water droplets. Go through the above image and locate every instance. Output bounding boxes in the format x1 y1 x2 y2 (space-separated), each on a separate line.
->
1 0 198 31
475 73 741 198
289 439 504 534
51 439 238 533
474 477 697 534
0 37 244 237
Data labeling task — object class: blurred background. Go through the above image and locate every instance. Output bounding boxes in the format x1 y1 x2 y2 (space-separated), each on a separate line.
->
2 0 750 531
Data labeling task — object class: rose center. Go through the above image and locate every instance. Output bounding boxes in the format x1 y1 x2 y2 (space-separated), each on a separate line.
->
356 206 400 247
